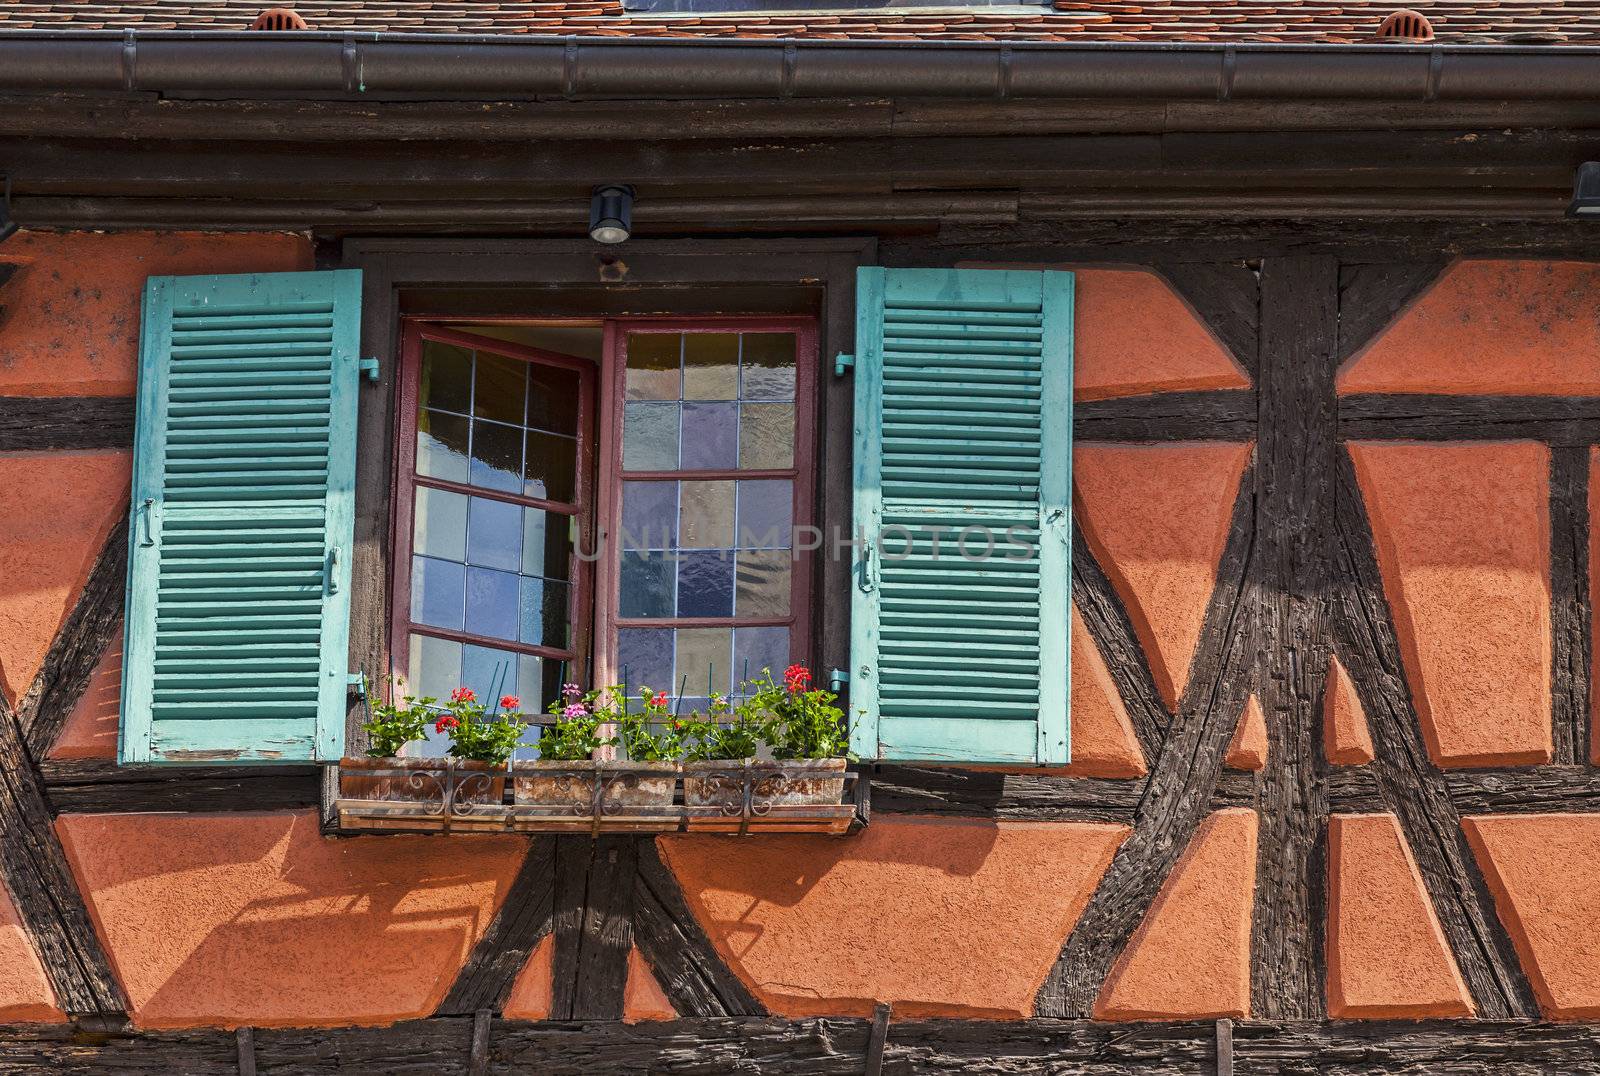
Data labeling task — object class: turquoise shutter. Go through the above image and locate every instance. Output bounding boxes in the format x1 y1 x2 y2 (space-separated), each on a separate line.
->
120 270 362 764
849 267 1072 764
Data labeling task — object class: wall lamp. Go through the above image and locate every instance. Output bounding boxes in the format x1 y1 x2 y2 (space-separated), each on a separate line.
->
1568 162 1600 217
0 176 16 244
589 184 635 244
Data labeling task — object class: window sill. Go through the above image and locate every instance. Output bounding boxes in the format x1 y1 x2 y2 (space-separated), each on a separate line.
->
333 757 866 836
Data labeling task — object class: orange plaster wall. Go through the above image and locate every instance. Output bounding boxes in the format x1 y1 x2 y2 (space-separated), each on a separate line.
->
1224 695 1268 772
1324 655 1376 767
1348 441 1553 767
0 881 64 1023
1073 268 1251 400
1066 605 1146 777
659 815 1127 1019
1096 808 1256 1020
0 450 131 707
1074 442 1252 710
49 628 121 760
1338 260 1600 397
1591 449 1600 764
624 948 678 1023
0 230 312 397
501 934 555 1021
56 811 526 1029
1327 814 1472 1019
1464 814 1600 1021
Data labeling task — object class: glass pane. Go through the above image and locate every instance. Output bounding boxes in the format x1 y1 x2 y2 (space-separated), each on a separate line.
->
470 419 523 494
619 552 674 619
621 481 677 551
680 402 738 470
417 409 469 484
527 364 581 437
407 632 462 703
520 577 570 648
676 627 734 699
474 351 527 426
626 333 680 401
420 341 472 414
618 628 674 695
414 486 468 562
736 550 791 617
738 402 794 470
411 555 465 631
467 495 522 571
737 479 793 549
740 333 796 401
514 653 562 759
677 551 734 618
465 565 520 642
679 480 734 549
454 323 604 363
734 626 789 689
682 333 739 401
462 643 534 713
523 508 574 581
622 402 680 472
525 430 578 503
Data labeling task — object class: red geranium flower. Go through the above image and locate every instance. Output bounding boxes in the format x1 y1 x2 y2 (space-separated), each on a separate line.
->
450 687 476 703
783 664 812 693
435 715 460 734
500 695 521 711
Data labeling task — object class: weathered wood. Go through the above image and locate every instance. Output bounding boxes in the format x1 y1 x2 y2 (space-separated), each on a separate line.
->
1074 390 1256 444
865 1003 892 1076
1340 395 1600 443
0 396 134 451
1071 519 1171 763
39 759 320 815
1333 766 1600 815
1330 447 1539 1020
571 837 637 1022
633 840 767 1018
0 712 124 1016
234 1027 255 1076
437 839 557 1017
1550 446 1591 766
1334 261 1447 363
547 838 593 1023
18 521 127 760
1036 463 1258 1017
2 1017 1599 1075
1153 261 1259 379
468 1011 490 1076
1215 1018 1233 1076
1249 254 1337 1021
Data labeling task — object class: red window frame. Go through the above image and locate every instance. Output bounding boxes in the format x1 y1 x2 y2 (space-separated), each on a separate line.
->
593 317 818 691
390 322 599 691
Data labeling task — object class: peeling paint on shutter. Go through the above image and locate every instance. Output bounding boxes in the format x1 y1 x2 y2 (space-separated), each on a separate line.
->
849 267 1072 764
120 270 361 764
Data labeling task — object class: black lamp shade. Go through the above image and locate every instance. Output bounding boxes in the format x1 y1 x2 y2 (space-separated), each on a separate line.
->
589 185 635 244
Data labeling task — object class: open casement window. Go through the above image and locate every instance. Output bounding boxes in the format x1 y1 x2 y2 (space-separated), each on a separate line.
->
599 321 817 707
849 267 1074 765
121 270 362 764
392 324 598 756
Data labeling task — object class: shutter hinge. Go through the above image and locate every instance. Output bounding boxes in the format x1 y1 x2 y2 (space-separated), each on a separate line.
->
829 668 850 694
347 671 367 699
359 356 380 382
834 352 854 377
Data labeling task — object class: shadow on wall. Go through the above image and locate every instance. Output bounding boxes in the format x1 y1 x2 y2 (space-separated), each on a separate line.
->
55 811 525 1029
50 628 122 759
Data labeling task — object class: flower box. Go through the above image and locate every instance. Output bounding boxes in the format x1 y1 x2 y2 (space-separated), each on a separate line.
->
338 757 506 810
683 758 849 832
513 760 678 811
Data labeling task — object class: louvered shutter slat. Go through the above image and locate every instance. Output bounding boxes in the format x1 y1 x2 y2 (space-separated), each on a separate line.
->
120 270 361 764
850 267 1072 765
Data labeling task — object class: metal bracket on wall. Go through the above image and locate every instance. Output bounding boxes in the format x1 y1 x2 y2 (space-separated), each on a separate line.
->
834 352 854 377
359 355 380 382
347 671 367 699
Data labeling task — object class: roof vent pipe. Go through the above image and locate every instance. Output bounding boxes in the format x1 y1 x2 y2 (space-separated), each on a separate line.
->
250 7 310 30
1375 9 1435 41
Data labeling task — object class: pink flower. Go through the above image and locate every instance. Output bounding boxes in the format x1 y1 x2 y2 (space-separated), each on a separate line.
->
562 682 582 700
561 703 588 720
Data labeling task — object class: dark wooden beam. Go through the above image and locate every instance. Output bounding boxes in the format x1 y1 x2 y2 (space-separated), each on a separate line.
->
40 759 320 815
1074 390 1256 443
549 837 635 1022
1334 261 1448 364
17 521 127 761
1550 446 1592 766
1330 447 1539 1020
865 766 1256 823
1036 465 1258 1017
633 840 767 1018
1339 395 1600 443
437 839 557 1017
0 396 135 451
1330 766 1600 814
1152 261 1259 380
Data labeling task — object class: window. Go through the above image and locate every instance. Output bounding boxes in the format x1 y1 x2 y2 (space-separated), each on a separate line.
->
391 317 816 748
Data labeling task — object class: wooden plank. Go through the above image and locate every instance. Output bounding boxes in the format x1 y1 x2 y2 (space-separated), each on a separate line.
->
1550 446 1591 766
1249 254 1338 1021
570 837 637 1022
1035 463 1258 1017
865 1003 892 1076
1339 395 1600 443
468 1011 490 1076
1334 261 1447 364
1215 1017 1233 1076
547 838 593 1023
1332 766 1600 815
1330 447 1539 1020
1074 390 1256 443
437 839 557 1017
18 521 127 760
40 759 320 815
235 1027 255 1076
1152 262 1259 379
0 396 134 451
633 840 767 1018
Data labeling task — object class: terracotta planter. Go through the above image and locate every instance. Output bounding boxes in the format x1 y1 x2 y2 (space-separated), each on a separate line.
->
339 757 505 807
513 760 679 813
683 758 848 809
